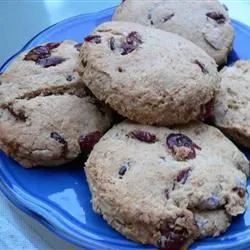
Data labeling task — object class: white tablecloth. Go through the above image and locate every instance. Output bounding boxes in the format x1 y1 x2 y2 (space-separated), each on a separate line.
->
0 1 250 249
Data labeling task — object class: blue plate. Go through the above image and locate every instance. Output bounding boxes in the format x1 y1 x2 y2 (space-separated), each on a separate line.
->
1 7 250 250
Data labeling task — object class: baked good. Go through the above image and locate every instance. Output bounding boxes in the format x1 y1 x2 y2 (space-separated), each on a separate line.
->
113 0 234 65
214 60 250 147
85 121 249 249
0 94 112 167
0 40 113 167
79 21 220 126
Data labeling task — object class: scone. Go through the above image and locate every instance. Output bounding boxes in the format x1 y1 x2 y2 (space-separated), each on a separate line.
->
85 121 249 249
0 40 83 106
79 21 220 126
0 94 112 167
0 40 113 167
113 0 234 65
214 60 250 148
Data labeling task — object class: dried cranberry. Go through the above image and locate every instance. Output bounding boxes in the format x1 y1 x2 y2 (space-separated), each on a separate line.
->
78 131 102 153
126 31 142 44
50 132 67 145
176 168 191 184
198 100 214 123
166 133 201 160
74 43 82 51
157 225 189 250
84 35 102 44
128 130 157 143
24 42 60 62
110 37 116 51
24 46 49 61
121 31 142 55
232 187 246 198
37 56 65 68
163 13 175 22
32 46 49 56
194 60 208 74
118 164 128 178
206 12 226 24
46 42 61 50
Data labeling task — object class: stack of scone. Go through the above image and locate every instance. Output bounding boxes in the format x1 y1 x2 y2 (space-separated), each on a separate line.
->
0 1 249 249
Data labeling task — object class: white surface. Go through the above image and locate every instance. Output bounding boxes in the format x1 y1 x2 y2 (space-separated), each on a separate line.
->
0 1 250 250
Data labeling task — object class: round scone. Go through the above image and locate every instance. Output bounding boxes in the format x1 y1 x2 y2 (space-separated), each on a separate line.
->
79 21 220 126
0 94 112 167
85 121 249 249
0 40 83 106
113 0 234 65
214 60 250 147
0 40 113 167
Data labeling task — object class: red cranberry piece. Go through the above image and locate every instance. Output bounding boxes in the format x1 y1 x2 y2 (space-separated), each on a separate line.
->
74 43 82 51
110 37 116 51
194 60 208 74
50 132 67 145
46 42 61 50
37 56 65 68
128 130 157 143
78 131 102 153
119 165 127 176
121 31 142 55
232 187 246 198
166 134 201 160
163 13 175 22
33 46 50 55
24 42 61 62
198 100 214 123
206 12 226 24
24 46 49 61
176 168 191 184
84 35 102 44
157 225 189 250
126 31 142 44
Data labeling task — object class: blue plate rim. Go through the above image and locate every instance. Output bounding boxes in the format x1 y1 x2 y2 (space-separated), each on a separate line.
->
0 7 250 250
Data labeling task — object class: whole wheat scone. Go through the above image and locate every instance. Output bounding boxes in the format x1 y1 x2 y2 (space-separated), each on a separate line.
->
214 61 250 148
0 40 113 167
85 121 249 249
113 0 234 65
79 21 220 126
0 94 112 167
